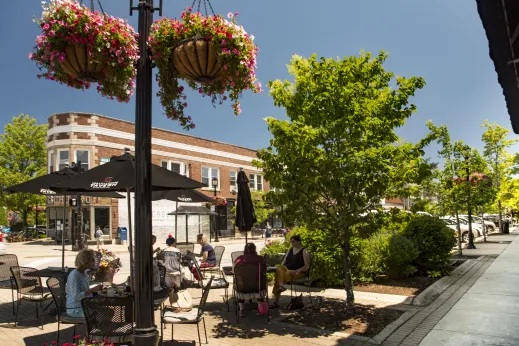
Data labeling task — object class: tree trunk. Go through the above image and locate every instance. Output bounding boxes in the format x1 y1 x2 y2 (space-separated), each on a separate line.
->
341 239 355 306
454 210 463 257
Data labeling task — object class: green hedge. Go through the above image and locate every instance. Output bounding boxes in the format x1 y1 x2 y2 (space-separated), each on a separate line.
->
402 215 456 275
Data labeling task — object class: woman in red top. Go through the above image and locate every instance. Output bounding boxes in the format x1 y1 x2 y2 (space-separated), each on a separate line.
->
234 243 266 316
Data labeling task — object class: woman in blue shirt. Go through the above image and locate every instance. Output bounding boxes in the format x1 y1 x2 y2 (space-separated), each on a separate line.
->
196 234 216 267
66 249 102 317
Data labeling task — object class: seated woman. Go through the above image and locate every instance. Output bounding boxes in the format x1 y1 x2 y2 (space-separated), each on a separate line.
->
196 234 216 268
66 249 103 317
162 235 184 294
234 243 267 317
271 235 310 308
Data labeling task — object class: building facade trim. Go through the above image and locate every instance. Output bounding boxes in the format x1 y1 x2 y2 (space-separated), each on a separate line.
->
46 139 260 171
47 125 256 162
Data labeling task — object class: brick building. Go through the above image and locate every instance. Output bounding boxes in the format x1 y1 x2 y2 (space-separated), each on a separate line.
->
45 112 268 242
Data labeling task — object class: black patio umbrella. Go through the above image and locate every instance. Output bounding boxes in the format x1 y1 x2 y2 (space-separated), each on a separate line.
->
4 167 124 269
51 152 205 289
152 189 214 242
235 170 256 243
168 206 217 243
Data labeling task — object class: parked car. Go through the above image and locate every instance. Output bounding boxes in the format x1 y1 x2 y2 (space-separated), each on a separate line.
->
447 216 484 237
469 216 496 233
441 217 475 243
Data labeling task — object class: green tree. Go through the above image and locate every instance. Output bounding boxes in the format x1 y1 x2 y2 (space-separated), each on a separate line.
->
255 52 434 305
251 191 275 226
0 206 8 226
0 115 47 227
481 121 518 232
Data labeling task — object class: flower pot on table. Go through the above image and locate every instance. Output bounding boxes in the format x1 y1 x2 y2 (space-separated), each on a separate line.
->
172 37 225 84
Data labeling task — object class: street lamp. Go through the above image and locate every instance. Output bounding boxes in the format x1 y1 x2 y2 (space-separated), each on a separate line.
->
212 177 219 242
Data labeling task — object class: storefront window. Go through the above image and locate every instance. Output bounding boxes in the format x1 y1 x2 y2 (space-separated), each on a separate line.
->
95 207 110 237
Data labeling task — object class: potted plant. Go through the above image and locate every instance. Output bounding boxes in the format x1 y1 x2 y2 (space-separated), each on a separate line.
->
30 0 139 102
94 249 122 283
148 7 262 129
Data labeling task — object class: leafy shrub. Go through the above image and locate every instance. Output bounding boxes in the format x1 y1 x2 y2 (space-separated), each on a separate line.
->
402 215 456 275
357 232 418 281
279 226 346 287
384 234 418 279
260 240 289 266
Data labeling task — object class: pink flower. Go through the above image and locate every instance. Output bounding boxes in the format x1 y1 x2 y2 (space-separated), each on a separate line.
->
190 123 196 129
234 12 239 16
198 88 204 94
227 12 234 19
42 24 50 30
221 39 226 46
48 30 55 37
183 102 188 107
178 86 184 93
223 64 227 70
28 53 35 60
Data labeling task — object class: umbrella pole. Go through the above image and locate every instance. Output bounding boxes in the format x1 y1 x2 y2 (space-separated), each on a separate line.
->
198 214 201 234
175 202 178 241
185 214 188 244
62 195 67 270
127 189 134 292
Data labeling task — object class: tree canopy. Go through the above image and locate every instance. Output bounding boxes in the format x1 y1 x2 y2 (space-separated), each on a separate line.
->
0 114 48 225
255 51 434 304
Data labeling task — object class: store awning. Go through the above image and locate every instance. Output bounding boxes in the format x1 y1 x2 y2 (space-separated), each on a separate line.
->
476 0 519 133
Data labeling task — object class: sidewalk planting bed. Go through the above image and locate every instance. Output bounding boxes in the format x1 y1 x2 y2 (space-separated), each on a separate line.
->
355 275 439 296
284 300 404 337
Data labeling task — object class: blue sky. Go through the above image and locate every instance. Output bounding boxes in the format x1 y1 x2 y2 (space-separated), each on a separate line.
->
0 0 517 161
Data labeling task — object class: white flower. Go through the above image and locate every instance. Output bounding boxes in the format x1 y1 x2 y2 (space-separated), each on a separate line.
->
250 35 255 41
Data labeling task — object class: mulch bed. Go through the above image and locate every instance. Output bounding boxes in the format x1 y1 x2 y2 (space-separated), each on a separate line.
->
284 299 403 337
354 275 439 296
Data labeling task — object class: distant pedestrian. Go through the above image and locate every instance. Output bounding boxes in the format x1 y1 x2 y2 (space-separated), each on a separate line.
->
264 222 272 244
95 227 103 250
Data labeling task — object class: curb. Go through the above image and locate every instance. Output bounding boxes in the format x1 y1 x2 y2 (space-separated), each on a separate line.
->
410 257 478 307
372 308 419 344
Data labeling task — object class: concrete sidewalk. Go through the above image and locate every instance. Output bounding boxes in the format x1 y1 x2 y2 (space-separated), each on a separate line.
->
417 230 519 346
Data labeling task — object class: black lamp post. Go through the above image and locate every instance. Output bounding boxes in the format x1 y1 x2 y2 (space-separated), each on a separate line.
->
212 177 219 242
129 0 162 345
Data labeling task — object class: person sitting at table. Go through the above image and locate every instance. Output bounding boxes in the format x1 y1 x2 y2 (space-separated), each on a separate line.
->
152 235 161 256
270 235 310 308
195 233 216 268
234 243 267 316
163 235 184 293
66 249 103 317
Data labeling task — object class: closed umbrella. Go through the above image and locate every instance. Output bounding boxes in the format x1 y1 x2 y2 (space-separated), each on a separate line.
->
234 170 256 243
152 190 213 241
51 152 205 289
5 167 124 269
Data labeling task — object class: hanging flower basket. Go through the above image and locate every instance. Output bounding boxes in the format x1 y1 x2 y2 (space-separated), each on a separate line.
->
212 195 227 206
148 8 262 130
30 0 139 102
172 36 225 84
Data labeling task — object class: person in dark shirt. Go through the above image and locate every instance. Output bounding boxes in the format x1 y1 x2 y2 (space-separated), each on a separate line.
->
196 234 216 267
271 235 310 308
234 243 267 316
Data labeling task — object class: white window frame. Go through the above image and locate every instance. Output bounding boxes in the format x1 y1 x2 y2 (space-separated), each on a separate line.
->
57 149 69 170
229 170 237 192
75 149 90 171
48 151 55 173
160 160 185 175
249 173 263 191
201 166 220 190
